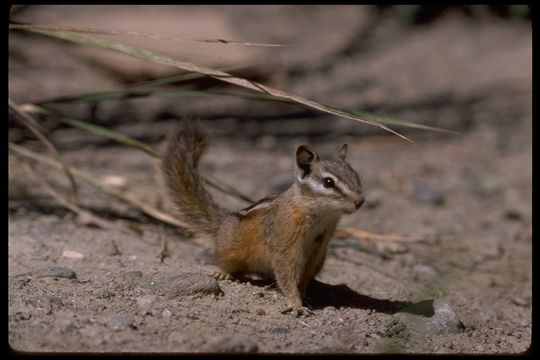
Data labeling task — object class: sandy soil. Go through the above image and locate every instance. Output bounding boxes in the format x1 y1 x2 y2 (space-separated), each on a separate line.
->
8 6 531 354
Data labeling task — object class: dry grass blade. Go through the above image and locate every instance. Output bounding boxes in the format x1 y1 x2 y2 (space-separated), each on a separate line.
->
335 227 446 243
22 104 161 157
19 104 255 204
8 98 79 201
9 142 186 228
10 23 288 47
34 64 251 105
22 28 413 142
202 173 254 204
31 89 454 134
15 157 132 233
353 111 459 134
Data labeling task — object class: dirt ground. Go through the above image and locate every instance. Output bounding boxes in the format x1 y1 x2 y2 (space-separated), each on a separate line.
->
8 6 531 354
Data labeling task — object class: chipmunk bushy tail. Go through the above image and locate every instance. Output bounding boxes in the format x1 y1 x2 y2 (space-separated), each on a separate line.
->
162 125 226 237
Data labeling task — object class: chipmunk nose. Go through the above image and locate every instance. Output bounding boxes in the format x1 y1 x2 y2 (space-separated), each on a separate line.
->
354 196 365 209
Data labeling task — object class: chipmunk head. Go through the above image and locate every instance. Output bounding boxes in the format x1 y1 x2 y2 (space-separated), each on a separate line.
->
295 144 364 214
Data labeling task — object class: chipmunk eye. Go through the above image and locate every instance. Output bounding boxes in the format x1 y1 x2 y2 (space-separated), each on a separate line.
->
323 177 335 188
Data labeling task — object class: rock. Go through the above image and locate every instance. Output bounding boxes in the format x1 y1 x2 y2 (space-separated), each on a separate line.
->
108 314 133 330
139 273 223 299
119 270 142 286
94 289 114 299
504 208 525 221
31 254 49 261
204 335 258 353
512 296 531 307
271 327 290 334
35 295 64 314
162 309 172 320
62 250 85 259
472 177 502 198
38 266 77 279
136 295 160 314
365 189 384 209
256 309 266 316
413 181 446 206
412 263 438 281
168 330 185 344
394 299 464 335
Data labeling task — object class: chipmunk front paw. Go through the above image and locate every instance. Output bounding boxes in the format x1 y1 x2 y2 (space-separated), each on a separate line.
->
211 271 233 281
281 306 314 318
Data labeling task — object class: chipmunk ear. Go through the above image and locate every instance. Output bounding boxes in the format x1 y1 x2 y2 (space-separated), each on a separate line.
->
296 145 320 178
338 144 348 160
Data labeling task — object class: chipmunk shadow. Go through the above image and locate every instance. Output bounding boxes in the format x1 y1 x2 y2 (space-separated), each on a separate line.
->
306 279 410 314
236 277 413 315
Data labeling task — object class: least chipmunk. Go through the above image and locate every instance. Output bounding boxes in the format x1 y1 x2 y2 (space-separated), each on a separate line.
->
162 124 364 316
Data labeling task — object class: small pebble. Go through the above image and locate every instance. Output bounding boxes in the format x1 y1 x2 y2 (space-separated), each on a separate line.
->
271 327 290 334
62 250 85 259
94 289 114 299
365 189 384 209
136 295 159 314
38 266 77 279
472 178 502 198
108 314 133 330
162 309 172 320
120 270 143 286
102 175 127 189
504 208 525 221
323 306 337 313
256 309 266 316
412 263 438 281
413 180 446 206
204 336 258 353
168 330 185 344
512 296 531 307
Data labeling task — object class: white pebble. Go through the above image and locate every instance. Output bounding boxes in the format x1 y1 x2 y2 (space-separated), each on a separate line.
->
162 309 172 319
102 175 127 188
62 250 84 259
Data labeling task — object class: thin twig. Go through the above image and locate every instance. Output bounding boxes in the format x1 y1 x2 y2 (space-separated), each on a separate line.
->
9 142 186 228
15 157 133 234
335 227 446 243
202 174 255 204
9 98 79 201
158 232 170 263
9 23 288 47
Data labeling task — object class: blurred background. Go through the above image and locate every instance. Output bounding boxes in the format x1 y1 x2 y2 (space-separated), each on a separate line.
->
8 5 531 143
8 5 531 353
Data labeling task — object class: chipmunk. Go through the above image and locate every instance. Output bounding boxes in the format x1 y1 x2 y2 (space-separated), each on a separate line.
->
162 124 365 316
